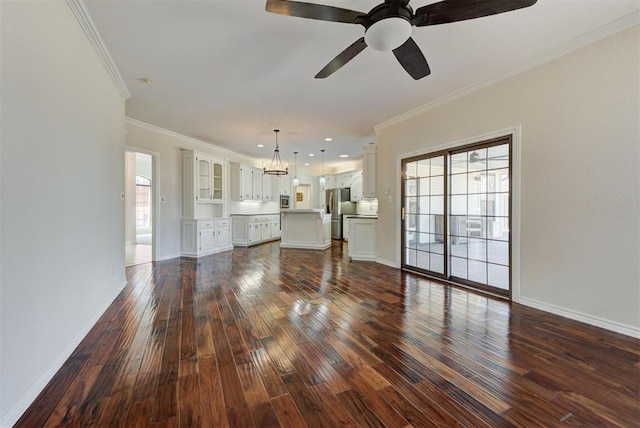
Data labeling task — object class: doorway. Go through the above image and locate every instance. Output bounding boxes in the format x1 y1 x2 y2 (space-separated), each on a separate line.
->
401 136 512 297
293 184 311 209
124 150 157 266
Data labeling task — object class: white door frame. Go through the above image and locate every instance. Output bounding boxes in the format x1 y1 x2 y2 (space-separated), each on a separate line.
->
125 146 160 262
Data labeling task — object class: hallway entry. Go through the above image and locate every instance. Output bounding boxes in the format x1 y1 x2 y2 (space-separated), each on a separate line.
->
125 151 155 266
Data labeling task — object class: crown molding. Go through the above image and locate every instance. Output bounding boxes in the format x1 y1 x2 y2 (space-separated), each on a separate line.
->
66 0 131 100
375 12 640 132
125 117 253 161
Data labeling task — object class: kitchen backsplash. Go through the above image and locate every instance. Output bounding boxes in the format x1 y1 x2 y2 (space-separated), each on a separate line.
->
356 199 378 215
230 201 280 214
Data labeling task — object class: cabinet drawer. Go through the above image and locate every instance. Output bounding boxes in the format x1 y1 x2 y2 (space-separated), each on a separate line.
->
216 218 230 227
199 220 215 229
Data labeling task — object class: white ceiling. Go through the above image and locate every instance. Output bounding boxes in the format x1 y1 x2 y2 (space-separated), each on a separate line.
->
85 0 639 169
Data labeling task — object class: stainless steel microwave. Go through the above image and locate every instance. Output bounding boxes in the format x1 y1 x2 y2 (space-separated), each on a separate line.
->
280 194 290 209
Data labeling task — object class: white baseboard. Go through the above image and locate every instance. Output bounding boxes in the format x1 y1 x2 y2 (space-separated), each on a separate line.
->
376 258 400 269
0 280 126 428
519 297 640 339
155 253 181 262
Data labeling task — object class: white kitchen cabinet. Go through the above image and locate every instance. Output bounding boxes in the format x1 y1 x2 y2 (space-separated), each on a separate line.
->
335 172 351 188
249 222 262 243
262 174 273 201
319 174 335 191
252 169 263 200
231 214 281 247
348 217 376 261
362 144 377 198
271 219 281 238
272 174 291 196
214 218 231 250
181 218 232 257
350 170 364 201
182 150 224 218
231 163 270 201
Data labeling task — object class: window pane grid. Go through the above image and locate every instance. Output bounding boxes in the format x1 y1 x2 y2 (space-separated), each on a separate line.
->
402 140 510 294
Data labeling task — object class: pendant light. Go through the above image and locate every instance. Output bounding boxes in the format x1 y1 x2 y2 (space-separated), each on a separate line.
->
319 149 326 185
264 129 289 176
292 151 300 186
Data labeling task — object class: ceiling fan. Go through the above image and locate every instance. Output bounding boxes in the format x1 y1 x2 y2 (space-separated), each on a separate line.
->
265 0 537 80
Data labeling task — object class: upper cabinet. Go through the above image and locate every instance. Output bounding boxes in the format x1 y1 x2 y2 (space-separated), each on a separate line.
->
319 174 335 192
182 150 225 219
350 170 364 202
196 157 223 202
230 163 277 201
335 172 352 189
362 144 377 198
272 174 291 196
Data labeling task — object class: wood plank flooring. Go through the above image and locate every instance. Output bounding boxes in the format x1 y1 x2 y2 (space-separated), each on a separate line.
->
16 241 640 427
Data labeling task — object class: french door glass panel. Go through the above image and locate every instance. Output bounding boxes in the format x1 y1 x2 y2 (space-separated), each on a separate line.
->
402 139 511 296
403 155 445 275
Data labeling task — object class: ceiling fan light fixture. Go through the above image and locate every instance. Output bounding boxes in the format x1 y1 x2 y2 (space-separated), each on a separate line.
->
364 17 412 51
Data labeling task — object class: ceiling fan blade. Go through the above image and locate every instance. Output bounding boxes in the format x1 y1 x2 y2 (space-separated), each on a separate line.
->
392 37 431 80
413 0 537 27
266 0 365 24
315 38 368 79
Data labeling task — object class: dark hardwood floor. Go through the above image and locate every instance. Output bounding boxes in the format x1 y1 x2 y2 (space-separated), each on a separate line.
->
16 241 640 427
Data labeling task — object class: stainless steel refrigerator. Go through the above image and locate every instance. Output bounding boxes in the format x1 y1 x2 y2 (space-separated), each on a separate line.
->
326 187 356 239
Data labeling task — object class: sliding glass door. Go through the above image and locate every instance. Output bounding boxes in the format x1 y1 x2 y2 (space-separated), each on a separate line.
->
401 137 512 297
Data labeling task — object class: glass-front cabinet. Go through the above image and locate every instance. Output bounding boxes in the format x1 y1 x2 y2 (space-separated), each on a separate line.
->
182 150 225 219
196 156 223 203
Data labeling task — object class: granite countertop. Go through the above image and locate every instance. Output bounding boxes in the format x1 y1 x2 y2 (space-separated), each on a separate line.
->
345 215 378 219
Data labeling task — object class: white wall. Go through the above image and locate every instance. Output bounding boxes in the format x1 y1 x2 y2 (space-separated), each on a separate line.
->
375 26 639 335
0 2 126 425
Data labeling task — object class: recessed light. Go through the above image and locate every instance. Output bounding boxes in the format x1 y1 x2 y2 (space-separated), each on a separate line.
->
325 137 333 142
308 153 314 157
304 163 309 166
339 154 349 158
257 144 264 148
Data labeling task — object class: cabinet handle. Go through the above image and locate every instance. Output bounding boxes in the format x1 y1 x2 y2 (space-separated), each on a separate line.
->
401 207 405 221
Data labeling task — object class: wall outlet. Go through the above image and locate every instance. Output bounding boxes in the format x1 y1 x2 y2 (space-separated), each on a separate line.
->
110 263 115 274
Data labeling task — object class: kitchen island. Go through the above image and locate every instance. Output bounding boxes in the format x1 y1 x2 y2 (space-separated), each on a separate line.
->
280 209 331 250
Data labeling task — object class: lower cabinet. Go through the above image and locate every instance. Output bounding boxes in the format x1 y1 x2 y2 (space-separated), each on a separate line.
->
231 214 281 247
181 218 232 257
347 217 377 261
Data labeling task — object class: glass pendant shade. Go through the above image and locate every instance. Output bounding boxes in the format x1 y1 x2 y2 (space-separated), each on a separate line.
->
319 149 326 185
292 151 299 186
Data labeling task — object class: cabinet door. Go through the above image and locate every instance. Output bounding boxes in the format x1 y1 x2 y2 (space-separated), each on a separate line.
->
240 167 253 200
271 221 281 238
216 227 230 249
252 169 263 200
336 173 350 188
350 170 364 201
261 222 271 239
249 223 261 242
197 158 212 201
200 229 215 252
273 174 291 195
262 174 272 201
212 161 223 201
362 147 376 198
320 174 335 191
